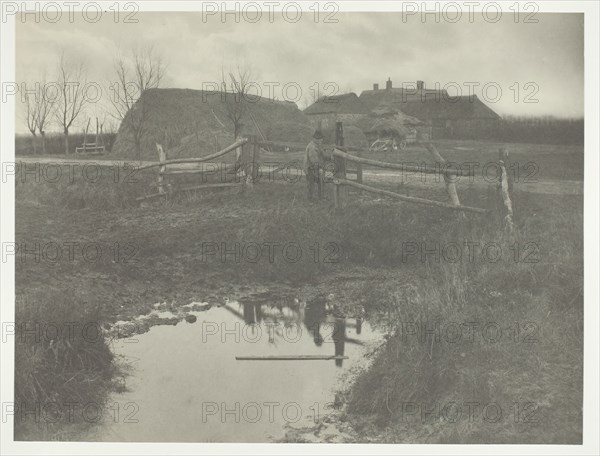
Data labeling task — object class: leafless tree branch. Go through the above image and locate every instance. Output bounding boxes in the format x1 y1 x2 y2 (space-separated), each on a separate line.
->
109 44 165 157
220 62 256 139
55 52 88 154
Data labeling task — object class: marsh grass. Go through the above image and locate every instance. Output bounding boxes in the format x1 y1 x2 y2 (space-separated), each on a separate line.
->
344 191 583 443
14 290 119 440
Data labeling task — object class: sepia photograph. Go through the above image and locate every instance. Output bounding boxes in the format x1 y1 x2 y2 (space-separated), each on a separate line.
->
0 1 598 454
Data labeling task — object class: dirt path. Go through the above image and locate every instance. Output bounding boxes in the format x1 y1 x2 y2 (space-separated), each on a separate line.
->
16 156 155 167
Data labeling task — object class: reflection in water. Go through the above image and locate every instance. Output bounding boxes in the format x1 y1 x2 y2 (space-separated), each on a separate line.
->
237 297 365 368
242 302 263 325
332 319 346 367
94 295 378 442
303 296 326 346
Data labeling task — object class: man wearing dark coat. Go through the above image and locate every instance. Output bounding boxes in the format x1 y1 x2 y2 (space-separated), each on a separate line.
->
304 130 325 200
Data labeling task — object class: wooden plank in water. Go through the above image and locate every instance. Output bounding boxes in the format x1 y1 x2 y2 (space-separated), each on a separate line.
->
236 355 348 361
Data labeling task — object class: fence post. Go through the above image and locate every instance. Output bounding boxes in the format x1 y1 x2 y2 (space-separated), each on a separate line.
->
499 147 513 193
95 117 99 151
498 147 515 233
333 122 346 208
356 146 363 184
249 135 260 187
425 143 460 206
235 134 243 182
156 143 167 194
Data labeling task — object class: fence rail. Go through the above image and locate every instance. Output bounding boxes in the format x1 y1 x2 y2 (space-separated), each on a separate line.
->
331 147 473 177
329 122 514 230
75 143 105 155
136 138 248 172
136 136 259 201
333 177 488 213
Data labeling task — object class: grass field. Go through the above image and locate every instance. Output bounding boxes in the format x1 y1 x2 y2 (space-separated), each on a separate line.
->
14 139 583 442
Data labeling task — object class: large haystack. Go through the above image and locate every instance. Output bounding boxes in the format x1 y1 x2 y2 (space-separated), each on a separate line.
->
356 103 425 141
112 88 312 159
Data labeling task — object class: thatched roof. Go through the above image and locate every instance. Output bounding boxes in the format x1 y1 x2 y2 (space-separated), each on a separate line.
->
391 95 501 121
368 102 424 125
359 87 447 111
359 87 500 121
112 88 311 159
303 92 368 116
366 119 410 138
355 103 423 138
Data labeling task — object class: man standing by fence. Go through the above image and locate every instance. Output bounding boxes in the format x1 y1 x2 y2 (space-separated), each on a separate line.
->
304 130 325 200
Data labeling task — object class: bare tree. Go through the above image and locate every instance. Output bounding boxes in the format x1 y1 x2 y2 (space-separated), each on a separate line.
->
56 53 88 154
23 89 38 155
35 74 55 155
220 63 256 139
110 45 165 158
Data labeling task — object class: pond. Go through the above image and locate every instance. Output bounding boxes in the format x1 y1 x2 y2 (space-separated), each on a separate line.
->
91 297 381 442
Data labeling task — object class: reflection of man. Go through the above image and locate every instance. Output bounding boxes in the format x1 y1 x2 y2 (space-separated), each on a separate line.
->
242 302 263 325
304 130 325 200
304 297 326 346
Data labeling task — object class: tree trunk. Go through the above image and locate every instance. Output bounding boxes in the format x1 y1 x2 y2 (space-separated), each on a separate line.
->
64 129 69 155
41 132 46 155
31 134 37 155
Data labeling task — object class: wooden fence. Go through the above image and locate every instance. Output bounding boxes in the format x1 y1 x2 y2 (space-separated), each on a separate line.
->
329 122 514 230
136 136 263 201
136 122 514 232
75 118 106 155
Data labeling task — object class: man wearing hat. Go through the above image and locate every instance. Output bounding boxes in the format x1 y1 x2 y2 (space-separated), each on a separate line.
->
304 130 325 200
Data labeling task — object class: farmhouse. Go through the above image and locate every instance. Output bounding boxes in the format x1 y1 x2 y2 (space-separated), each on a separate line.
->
302 92 368 130
303 78 501 140
359 79 501 139
112 88 313 160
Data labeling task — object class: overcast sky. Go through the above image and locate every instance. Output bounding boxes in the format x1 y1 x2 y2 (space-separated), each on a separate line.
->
15 11 584 133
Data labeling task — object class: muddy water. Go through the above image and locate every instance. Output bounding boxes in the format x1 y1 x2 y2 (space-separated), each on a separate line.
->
93 299 380 442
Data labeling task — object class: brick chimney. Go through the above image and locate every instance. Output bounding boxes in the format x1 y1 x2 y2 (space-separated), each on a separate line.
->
373 83 379 90
417 80 424 90
386 77 392 90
